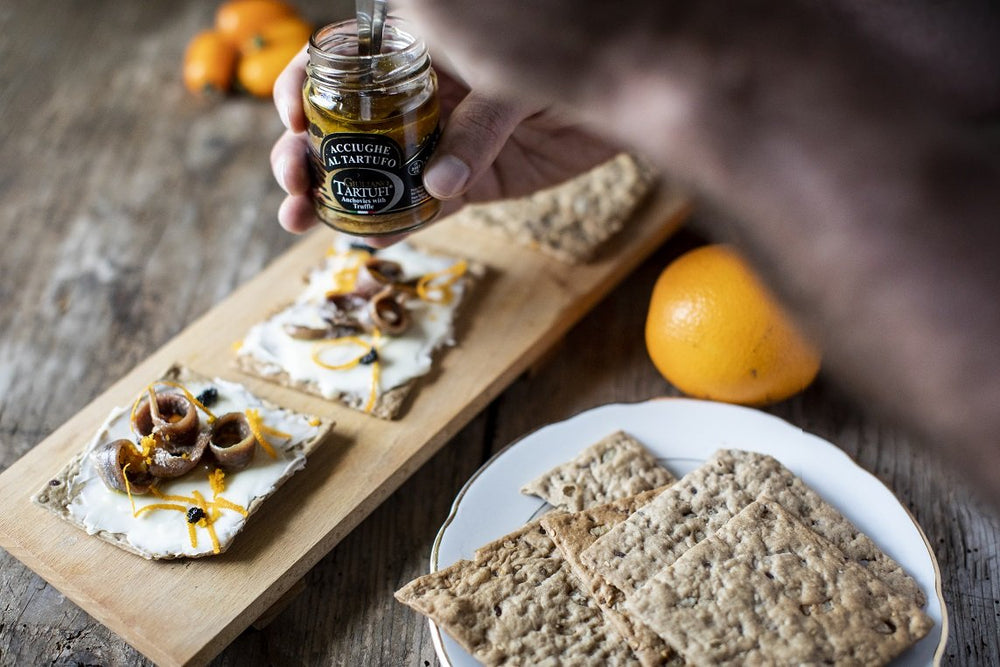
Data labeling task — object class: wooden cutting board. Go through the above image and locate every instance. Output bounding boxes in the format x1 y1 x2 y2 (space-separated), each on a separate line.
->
0 186 689 667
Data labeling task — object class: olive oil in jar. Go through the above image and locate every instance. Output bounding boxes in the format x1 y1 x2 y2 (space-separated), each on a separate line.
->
303 18 441 236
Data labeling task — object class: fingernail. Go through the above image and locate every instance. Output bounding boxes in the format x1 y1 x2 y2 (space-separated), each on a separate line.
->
275 156 288 192
424 156 470 198
278 102 291 130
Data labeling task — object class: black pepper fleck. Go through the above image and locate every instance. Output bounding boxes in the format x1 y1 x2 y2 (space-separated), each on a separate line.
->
359 348 379 365
187 507 206 524
493 604 502 617
196 386 219 407
613 550 626 558
49 479 61 486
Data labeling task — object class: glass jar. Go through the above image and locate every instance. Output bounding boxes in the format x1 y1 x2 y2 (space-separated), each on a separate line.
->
303 17 441 236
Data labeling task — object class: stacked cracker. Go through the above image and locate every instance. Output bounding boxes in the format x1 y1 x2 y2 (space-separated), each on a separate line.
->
396 436 933 666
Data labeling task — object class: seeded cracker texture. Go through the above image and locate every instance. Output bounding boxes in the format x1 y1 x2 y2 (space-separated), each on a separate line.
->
579 449 925 607
31 364 334 560
625 498 933 665
520 431 676 512
394 519 637 666
452 153 656 263
540 488 680 667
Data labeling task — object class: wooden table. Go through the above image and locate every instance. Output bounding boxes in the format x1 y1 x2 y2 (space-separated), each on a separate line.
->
1 1 997 665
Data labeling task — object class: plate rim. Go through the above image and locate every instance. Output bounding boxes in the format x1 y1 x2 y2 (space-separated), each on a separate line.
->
427 397 949 666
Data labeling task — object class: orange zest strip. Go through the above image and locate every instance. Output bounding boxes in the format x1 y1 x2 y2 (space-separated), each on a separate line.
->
187 521 198 549
208 468 226 497
325 248 370 296
365 360 380 413
192 490 220 555
213 496 248 517
122 463 138 516
245 409 281 459
149 487 196 504
135 502 188 517
310 336 371 370
416 260 467 305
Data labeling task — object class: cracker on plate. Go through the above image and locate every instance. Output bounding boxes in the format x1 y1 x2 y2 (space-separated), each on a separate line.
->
33 365 334 559
541 487 679 667
625 498 933 665
236 239 482 420
452 153 657 263
580 449 925 605
394 519 636 666
521 430 676 512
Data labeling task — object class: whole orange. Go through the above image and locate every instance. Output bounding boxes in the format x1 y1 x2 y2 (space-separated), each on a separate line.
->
645 244 821 405
183 30 238 94
216 0 295 46
237 40 302 98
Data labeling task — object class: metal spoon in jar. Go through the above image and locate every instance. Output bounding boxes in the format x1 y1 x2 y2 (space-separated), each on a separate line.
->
356 0 388 58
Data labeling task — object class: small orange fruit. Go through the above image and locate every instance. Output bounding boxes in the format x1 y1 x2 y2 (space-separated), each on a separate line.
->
237 39 302 97
183 30 238 94
241 15 313 54
216 0 295 46
645 244 821 406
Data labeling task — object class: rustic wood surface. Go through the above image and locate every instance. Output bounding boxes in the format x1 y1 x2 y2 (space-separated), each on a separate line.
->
1 1 997 666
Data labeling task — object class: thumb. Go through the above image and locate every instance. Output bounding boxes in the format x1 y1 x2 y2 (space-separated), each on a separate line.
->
423 91 537 199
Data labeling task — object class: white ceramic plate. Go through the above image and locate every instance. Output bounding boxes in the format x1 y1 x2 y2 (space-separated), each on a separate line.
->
429 398 946 666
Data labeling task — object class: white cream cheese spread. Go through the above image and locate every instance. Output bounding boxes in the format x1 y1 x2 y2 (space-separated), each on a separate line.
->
66 377 322 558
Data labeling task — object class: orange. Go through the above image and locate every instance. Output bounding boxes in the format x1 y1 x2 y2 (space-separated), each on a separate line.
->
183 30 238 94
237 40 302 98
216 0 295 47
645 244 821 405
241 15 313 54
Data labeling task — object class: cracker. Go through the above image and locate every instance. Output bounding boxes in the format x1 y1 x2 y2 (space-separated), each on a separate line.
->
541 488 679 666
33 365 334 559
394 519 636 666
625 498 933 665
236 242 482 420
520 430 676 512
453 153 656 263
580 449 924 606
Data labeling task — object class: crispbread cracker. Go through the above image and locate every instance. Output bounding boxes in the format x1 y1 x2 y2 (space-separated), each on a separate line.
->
626 498 933 665
453 153 656 263
236 353 411 420
541 488 679 666
32 365 334 559
521 430 676 512
236 244 483 421
394 519 636 666
580 449 924 605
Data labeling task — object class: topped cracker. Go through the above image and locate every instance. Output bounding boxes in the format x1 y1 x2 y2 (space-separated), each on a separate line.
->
520 430 676 512
32 365 333 559
452 153 656 263
625 498 933 665
394 519 636 666
236 238 482 419
580 449 924 605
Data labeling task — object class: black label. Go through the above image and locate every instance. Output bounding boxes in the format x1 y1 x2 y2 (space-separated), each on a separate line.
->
313 129 439 216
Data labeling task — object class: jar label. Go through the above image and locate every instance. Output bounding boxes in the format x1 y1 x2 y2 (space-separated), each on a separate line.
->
312 129 439 216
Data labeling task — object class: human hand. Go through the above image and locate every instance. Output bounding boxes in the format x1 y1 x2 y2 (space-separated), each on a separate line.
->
269 46 618 246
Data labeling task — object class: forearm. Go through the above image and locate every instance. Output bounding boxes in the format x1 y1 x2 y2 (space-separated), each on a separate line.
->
404 0 1000 501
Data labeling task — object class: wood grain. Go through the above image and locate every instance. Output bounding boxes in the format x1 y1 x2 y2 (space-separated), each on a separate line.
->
1 1 998 667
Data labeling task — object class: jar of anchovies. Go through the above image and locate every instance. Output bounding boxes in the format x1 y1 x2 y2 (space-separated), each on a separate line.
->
303 17 441 236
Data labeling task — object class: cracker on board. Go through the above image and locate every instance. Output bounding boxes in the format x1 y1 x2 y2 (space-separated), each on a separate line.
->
32 365 334 559
580 449 924 605
236 241 483 420
520 430 676 512
452 153 657 263
394 519 637 666
625 498 933 666
541 487 680 667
